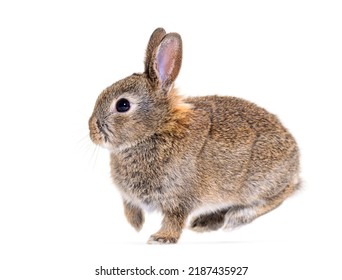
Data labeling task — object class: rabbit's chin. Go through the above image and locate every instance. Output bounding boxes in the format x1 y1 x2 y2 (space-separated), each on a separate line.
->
100 141 114 150
101 140 137 154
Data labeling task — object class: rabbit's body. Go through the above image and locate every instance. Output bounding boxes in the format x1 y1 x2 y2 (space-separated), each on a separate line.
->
89 28 300 244
109 94 299 237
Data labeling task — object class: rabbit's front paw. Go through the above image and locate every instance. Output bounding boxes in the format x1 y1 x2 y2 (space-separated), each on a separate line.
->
124 202 145 231
147 234 178 244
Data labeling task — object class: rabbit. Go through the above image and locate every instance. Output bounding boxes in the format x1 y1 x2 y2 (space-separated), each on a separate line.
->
89 27 300 244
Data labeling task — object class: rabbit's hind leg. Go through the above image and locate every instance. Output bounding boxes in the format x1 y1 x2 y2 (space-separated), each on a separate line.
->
223 182 300 230
189 208 228 232
223 205 258 230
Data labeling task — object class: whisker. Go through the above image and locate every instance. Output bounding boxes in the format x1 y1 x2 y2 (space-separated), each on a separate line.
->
77 134 90 147
91 145 101 170
75 134 93 154
90 144 97 165
75 133 101 170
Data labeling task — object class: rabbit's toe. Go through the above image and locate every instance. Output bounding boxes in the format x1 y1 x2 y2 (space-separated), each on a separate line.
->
147 234 178 244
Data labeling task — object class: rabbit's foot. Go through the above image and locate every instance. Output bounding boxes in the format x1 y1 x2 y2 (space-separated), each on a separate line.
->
147 233 178 244
190 209 227 232
124 201 145 231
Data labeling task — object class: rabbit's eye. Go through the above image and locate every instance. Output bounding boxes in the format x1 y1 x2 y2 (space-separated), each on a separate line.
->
116 98 130 113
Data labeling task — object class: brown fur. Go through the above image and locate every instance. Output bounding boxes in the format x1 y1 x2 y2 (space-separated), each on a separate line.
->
89 28 300 244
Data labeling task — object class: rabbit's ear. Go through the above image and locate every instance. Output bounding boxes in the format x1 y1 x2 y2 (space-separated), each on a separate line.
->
145 28 166 73
149 33 183 91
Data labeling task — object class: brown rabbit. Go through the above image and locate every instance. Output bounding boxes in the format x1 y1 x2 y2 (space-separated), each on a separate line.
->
89 28 300 244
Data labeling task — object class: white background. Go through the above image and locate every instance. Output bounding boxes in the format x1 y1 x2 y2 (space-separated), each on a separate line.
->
1 0 341 279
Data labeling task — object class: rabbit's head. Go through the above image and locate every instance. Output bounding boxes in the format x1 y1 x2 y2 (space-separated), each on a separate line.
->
89 28 190 151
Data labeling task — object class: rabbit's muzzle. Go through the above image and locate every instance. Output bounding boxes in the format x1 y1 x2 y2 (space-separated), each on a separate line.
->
89 116 109 145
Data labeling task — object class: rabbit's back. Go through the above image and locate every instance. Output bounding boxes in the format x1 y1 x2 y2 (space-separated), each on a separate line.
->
186 95 300 202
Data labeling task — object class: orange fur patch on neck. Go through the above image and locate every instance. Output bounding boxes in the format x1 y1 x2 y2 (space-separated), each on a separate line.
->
158 88 194 135
168 88 193 118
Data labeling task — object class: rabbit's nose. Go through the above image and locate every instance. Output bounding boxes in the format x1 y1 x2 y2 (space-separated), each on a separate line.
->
95 119 111 140
96 119 102 129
